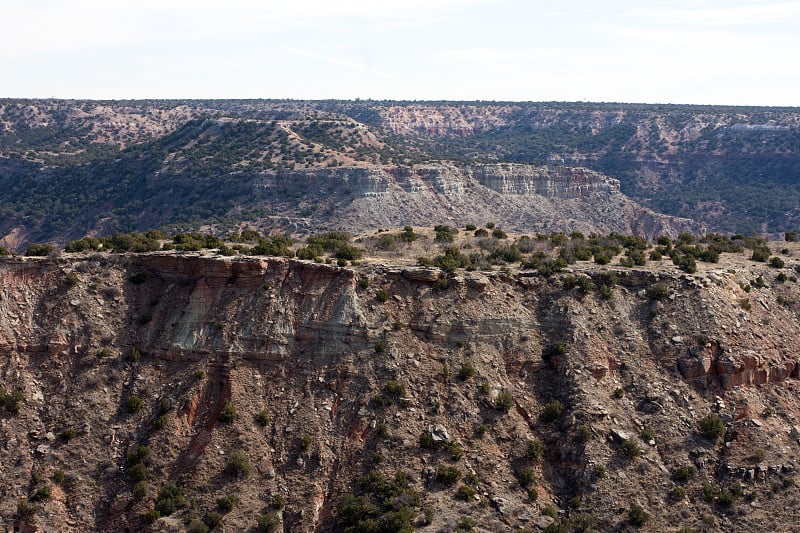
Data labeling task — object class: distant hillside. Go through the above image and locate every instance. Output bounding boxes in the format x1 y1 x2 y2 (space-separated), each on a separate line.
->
1 99 799 249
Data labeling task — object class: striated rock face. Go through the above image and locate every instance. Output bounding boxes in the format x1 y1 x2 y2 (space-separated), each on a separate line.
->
254 163 617 200
472 163 618 198
3 253 800 531
251 162 698 239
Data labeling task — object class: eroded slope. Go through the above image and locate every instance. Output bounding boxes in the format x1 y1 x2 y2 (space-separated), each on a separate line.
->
1 252 800 531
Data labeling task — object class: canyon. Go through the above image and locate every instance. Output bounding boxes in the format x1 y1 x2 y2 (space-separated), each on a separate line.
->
2 240 800 531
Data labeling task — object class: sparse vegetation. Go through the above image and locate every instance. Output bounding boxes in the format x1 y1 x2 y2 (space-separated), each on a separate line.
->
256 410 270 427
698 413 725 440
455 484 477 501
126 395 143 413
435 465 462 486
0 387 24 414
628 503 649 526
525 439 545 463
495 390 514 412
621 439 642 459
226 451 252 477
217 495 237 513
458 362 476 381
540 400 564 422
219 402 238 423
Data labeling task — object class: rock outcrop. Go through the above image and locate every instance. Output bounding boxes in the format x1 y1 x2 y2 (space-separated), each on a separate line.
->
2 249 800 531
250 163 699 240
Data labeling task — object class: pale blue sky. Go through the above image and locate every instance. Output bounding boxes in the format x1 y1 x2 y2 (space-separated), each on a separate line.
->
3 0 799 105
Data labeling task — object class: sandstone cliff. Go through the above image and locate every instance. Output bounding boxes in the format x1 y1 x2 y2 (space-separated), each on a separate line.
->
254 163 699 240
2 248 800 531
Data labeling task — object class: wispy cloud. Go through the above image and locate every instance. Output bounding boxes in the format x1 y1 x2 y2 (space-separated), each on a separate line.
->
284 47 392 79
625 1 800 26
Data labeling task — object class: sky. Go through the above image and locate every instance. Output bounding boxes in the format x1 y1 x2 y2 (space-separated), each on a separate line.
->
2 0 799 105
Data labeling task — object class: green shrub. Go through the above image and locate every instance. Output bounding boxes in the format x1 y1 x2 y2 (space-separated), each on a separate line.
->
752 246 771 262
52 469 66 485
445 440 464 461
639 427 655 442
16 499 39 518
495 390 513 412
126 396 143 413
375 422 389 438
225 451 253 477
698 413 725 440
628 504 649 527
256 410 270 427
621 439 642 459
133 480 147 499
250 235 295 257
647 282 669 300
785 231 798 242
256 511 281 532
153 415 168 430
0 245 9 256
458 362 476 381
335 493 378 530
32 485 52 501
375 288 389 302
434 225 458 242
575 424 592 444
25 243 54 256
382 381 404 398
374 341 386 353
435 465 461 486
671 486 687 501
672 465 696 483
525 439 545 463
127 347 141 362
128 444 151 465
217 495 236 513
455 484 477 501
186 518 208 533
599 283 613 300
204 512 223 529
271 493 286 510
542 504 558 519
517 467 536 487
751 448 766 462
770 256 785 268
593 464 606 478
129 272 147 284
128 462 148 482
540 400 564 423
544 343 566 361
0 387 24 414
613 387 624 399
194 370 206 380
219 403 237 423
419 431 436 449
456 516 477 532
155 485 187 516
